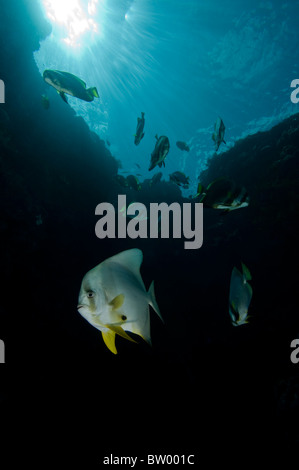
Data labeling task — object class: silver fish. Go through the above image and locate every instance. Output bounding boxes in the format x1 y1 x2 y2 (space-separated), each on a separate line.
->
212 117 226 151
77 249 163 353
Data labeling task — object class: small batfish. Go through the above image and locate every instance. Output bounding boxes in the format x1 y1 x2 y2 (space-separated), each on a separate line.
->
229 263 252 326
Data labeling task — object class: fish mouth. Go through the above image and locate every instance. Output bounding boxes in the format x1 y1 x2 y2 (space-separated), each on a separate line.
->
77 304 84 309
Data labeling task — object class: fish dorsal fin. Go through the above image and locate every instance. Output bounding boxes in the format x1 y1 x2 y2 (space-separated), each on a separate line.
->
106 324 137 344
102 330 117 354
231 266 242 280
107 249 143 277
76 77 87 88
109 294 124 310
58 71 87 88
241 262 252 281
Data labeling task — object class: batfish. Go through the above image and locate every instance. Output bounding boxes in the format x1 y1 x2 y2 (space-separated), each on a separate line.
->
77 249 163 354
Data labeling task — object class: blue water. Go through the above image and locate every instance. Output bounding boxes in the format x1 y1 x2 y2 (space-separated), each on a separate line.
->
35 0 299 191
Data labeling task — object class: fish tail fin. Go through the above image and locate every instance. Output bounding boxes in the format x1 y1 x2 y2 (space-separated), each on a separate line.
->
102 330 117 354
196 183 205 198
88 87 99 98
148 281 164 323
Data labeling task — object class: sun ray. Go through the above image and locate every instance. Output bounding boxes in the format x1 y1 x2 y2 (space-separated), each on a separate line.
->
41 0 101 47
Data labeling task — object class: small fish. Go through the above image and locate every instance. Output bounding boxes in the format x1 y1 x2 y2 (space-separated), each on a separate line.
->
43 69 99 103
41 94 50 109
212 117 226 151
169 171 190 188
149 135 170 171
134 112 145 145
195 178 249 211
77 249 163 354
126 174 142 191
176 141 190 152
115 174 129 188
149 172 163 187
229 263 252 326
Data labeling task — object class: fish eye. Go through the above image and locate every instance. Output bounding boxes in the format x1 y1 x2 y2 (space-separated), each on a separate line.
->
87 291 95 298
121 315 127 321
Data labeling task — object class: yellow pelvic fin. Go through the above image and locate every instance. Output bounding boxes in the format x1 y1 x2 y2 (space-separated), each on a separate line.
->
109 294 125 310
106 324 137 344
102 330 117 354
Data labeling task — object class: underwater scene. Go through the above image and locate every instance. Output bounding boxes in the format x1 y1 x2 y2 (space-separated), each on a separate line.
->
1 0 299 464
